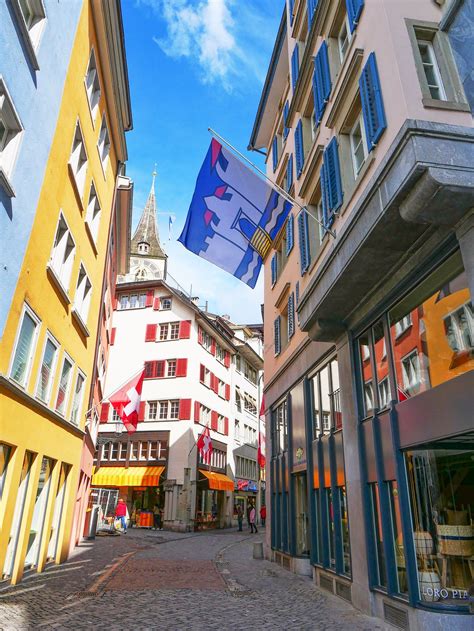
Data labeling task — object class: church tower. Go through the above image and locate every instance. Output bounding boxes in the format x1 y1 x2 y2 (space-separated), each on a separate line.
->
130 170 167 280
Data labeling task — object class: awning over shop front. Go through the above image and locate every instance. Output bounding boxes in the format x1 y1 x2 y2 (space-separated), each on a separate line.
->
92 466 164 487
199 469 234 492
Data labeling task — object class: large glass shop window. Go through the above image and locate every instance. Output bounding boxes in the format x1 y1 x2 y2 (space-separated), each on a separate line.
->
406 448 473 605
295 474 310 556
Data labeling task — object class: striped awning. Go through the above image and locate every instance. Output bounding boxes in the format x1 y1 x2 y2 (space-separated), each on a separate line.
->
199 469 234 492
92 466 165 487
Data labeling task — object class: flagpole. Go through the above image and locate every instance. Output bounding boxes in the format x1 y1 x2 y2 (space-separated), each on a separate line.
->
208 127 336 239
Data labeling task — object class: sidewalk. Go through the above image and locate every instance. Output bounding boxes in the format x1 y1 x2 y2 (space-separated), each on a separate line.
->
0 527 390 630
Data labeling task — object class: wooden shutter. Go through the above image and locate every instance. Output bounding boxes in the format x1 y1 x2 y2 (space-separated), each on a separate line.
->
324 138 343 215
211 411 218 431
100 402 110 422
291 44 299 91
296 281 300 306
286 154 293 193
224 351 230 368
283 101 289 139
272 136 278 172
274 316 281 355
212 373 219 394
179 320 191 339
286 214 294 255
346 0 364 33
194 401 201 423
313 41 331 124
145 289 154 307
112 296 118 310
198 327 203 345
288 292 295 338
156 360 165 378
210 339 216 356
298 210 311 274
200 364 205 382
224 417 229 435
295 120 304 178
145 323 157 342
359 52 386 150
179 398 191 420
176 358 188 377
153 297 160 310
225 384 230 401
138 401 146 421
271 254 277 286
110 327 116 345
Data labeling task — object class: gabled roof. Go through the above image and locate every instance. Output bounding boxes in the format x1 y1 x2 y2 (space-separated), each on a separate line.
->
130 172 166 259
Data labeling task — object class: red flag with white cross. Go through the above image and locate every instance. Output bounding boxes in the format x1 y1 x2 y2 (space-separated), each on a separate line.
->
109 369 145 434
197 425 213 464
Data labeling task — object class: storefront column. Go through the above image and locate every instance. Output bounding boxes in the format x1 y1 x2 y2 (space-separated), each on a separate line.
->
336 335 372 614
0 445 25 574
456 210 474 299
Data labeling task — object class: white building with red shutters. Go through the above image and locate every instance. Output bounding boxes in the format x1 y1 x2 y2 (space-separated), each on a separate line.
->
91 175 264 532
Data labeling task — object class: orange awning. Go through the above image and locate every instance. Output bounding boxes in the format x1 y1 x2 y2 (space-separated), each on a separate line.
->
199 469 234 492
92 466 164 487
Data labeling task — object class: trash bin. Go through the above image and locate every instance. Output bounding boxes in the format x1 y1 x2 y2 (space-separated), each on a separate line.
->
253 541 263 559
87 504 100 540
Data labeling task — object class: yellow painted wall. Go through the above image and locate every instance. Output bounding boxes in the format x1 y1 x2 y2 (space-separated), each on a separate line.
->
0 0 121 583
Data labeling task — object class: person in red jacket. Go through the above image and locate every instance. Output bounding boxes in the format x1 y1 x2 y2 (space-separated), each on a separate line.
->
260 505 266 527
115 498 128 533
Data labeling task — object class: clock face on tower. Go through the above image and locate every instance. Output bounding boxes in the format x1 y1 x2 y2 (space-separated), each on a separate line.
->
130 257 163 280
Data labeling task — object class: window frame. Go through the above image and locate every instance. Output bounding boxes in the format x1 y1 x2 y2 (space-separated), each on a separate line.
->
70 369 86 426
68 119 88 200
85 181 101 246
11 0 46 70
34 331 59 404
9 302 41 389
84 47 101 125
72 262 92 334
54 353 75 417
97 113 111 175
0 78 24 197
48 212 76 301
349 113 369 178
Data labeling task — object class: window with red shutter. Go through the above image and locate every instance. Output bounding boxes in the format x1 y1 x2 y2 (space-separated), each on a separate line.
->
145 290 154 307
198 327 203 345
210 339 216 356
179 320 191 339
156 361 165 378
224 417 229 435
100 402 110 422
153 297 160 310
194 400 201 422
211 410 218 431
199 364 205 383
138 401 146 421
212 374 218 394
112 297 118 310
225 384 230 401
145 324 157 342
179 398 191 420
224 351 230 368
176 358 188 377
110 327 116 345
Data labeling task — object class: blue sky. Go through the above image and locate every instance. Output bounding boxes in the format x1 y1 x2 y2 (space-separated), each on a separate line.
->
121 0 282 323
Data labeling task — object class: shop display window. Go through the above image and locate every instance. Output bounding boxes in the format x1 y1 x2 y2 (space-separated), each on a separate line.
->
369 482 387 588
0 444 12 499
47 463 69 561
388 481 408 595
339 486 351 576
406 447 473 605
294 473 309 556
24 457 54 568
327 489 336 570
313 488 322 565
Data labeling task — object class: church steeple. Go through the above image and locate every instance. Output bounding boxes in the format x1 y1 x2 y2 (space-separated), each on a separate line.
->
129 169 167 281
130 169 166 260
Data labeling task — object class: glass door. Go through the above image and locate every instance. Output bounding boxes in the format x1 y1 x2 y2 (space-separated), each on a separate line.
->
47 463 69 560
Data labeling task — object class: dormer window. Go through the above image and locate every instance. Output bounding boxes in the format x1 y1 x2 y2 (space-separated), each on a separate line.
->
138 242 149 254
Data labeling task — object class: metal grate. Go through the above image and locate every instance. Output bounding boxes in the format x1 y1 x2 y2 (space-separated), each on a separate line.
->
319 574 334 593
383 602 409 630
335 580 352 602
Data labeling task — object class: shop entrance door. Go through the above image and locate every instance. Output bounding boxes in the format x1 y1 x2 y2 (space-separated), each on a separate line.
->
89 488 119 529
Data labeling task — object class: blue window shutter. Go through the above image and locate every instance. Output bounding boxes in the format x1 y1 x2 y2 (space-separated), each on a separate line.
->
286 214 294 255
288 292 295 338
298 210 311 274
271 253 277 285
289 0 295 26
307 0 318 28
295 120 304 179
274 316 281 355
291 45 299 91
295 281 300 306
320 161 331 230
272 136 278 172
286 154 293 192
313 41 331 124
324 138 343 216
283 101 290 139
359 52 386 150
346 0 364 33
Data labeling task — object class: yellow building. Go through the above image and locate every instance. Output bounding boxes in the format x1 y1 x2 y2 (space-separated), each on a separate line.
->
0 0 132 584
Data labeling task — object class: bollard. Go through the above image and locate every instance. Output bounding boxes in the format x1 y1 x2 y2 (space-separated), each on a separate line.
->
253 541 264 559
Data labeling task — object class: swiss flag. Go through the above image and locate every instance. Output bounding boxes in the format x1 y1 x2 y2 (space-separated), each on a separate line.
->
109 369 145 434
197 425 213 465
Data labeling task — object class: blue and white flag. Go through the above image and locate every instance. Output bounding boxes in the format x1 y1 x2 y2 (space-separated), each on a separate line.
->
168 215 174 240
178 138 292 288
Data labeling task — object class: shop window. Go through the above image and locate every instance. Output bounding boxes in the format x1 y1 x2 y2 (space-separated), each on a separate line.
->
373 320 391 410
401 350 421 396
358 332 374 417
378 377 390 409
295 474 310 556
369 482 387 588
0 444 12 499
406 447 473 605
444 303 473 353
339 486 351 576
326 488 336 570
24 457 54 569
47 463 69 561
388 481 408 596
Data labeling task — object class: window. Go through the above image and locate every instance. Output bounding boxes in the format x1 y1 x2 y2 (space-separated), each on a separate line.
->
85 182 101 244
217 415 225 434
49 213 75 296
85 49 101 121
112 408 120 422
0 79 24 197
55 356 73 415
36 335 58 403
395 314 412 337
73 264 92 329
70 371 85 425
369 483 387 588
118 443 127 461
69 121 87 198
10 305 40 387
0 444 12 499
349 114 368 177
401 350 421 394
235 355 241 372
159 322 179 341
235 389 242 412
364 381 374 414
216 344 225 363
273 399 288 455
97 114 110 172
148 401 158 420
378 377 390 409
417 39 446 101
337 15 351 62
138 293 147 308
118 293 147 310
12 0 46 68
161 297 172 310
130 443 138 461
444 303 473 353
110 443 118 461
167 360 176 377
157 400 179 420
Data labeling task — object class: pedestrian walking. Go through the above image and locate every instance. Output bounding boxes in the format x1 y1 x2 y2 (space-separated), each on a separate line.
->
260 505 266 527
153 503 161 530
246 503 251 530
237 504 244 532
115 498 127 533
249 504 258 534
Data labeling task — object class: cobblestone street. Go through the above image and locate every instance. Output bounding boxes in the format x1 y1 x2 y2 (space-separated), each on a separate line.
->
0 528 391 630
